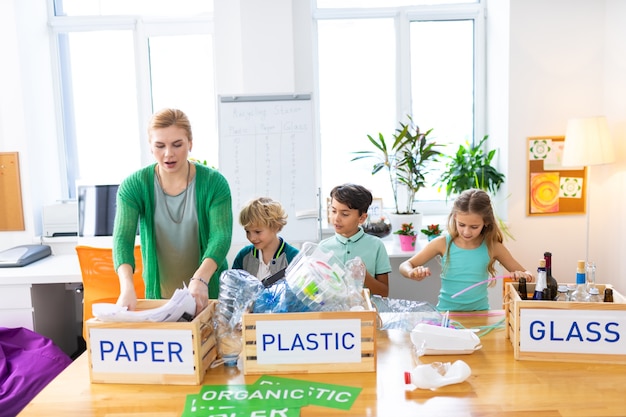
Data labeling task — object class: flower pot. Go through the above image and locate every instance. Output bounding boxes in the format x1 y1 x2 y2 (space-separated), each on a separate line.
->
388 213 422 237
398 234 417 251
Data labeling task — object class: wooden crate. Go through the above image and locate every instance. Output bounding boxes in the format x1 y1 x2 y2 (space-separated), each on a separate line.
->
504 282 626 364
85 299 217 385
242 290 377 375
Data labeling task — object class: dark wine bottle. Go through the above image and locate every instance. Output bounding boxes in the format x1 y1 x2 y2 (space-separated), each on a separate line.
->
518 277 528 300
544 252 558 301
533 259 547 300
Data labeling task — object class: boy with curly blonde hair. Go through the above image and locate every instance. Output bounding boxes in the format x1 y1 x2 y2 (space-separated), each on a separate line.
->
232 197 299 280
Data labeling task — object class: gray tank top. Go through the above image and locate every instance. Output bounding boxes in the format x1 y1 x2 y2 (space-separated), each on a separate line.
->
153 176 199 298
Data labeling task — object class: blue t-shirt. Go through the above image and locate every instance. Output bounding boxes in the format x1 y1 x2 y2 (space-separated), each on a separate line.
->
437 234 490 311
318 227 392 284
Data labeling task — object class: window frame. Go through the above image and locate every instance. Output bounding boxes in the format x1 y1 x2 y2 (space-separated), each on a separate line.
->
312 2 486 213
47 12 214 198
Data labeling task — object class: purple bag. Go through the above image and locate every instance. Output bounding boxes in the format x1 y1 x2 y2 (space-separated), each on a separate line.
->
0 327 72 417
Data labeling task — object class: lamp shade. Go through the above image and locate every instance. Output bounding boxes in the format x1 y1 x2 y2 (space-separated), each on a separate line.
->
562 116 615 167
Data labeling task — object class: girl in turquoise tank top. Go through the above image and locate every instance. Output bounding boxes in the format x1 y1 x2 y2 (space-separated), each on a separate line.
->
399 189 533 311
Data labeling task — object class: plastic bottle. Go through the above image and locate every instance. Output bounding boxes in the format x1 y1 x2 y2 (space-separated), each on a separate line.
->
404 360 471 390
570 260 588 302
586 287 602 303
556 285 569 301
544 252 558 300
215 269 265 366
533 259 547 300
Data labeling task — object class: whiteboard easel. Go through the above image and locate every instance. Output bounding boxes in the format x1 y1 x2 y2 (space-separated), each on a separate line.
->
218 94 319 245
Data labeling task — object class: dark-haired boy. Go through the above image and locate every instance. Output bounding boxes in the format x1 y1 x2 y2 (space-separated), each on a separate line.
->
320 183 391 297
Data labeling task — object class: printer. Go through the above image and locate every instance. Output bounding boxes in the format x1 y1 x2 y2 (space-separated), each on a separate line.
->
42 201 78 237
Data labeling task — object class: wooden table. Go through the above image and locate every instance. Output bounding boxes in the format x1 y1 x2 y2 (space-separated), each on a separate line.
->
18 311 626 416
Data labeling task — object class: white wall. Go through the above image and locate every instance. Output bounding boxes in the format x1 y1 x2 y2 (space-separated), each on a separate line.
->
502 0 626 293
2 0 625 297
0 0 62 250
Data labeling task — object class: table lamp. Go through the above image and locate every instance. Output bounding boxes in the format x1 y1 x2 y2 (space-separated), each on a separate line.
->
562 116 615 262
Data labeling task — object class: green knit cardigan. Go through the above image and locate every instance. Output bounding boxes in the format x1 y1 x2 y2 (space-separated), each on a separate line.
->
113 162 232 299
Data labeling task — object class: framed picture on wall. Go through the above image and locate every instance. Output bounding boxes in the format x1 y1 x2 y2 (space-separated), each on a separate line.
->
527 136 586 216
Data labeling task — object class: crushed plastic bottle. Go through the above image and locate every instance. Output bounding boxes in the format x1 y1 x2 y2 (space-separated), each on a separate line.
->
404 360 472 390
214 269 264 366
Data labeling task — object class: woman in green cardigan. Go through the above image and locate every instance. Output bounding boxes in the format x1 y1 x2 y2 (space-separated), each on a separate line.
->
113 108 232 316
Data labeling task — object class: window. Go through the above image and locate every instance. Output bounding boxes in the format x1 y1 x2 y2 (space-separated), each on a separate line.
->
315 2 484 213
49 1 215 198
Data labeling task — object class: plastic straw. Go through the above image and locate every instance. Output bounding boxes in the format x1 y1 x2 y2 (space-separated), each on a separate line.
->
451 275 510 299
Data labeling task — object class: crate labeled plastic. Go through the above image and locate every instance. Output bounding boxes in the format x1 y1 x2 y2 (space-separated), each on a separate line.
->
86 299 216 385
242 290 377 375
505 282 626 364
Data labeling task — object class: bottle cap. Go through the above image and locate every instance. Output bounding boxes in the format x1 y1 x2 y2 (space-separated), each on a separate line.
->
404 371 412 384
577 260 585 270
588 287 600 295
538 259 546 268
558 285 568 292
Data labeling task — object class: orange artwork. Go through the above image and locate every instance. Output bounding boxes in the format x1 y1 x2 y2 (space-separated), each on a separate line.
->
527 136 586 216
530 172 559 213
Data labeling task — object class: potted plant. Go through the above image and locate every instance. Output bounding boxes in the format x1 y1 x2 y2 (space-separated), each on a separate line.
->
437 135 512 239
437 135 505 199
394 222 417 251
351 116 444 231
420 223 442 241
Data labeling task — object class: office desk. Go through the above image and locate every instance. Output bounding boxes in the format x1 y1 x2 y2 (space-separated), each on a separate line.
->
0 254 82 356
18 312 626 416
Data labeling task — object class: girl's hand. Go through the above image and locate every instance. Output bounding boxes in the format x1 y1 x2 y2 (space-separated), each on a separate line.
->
408 265 431 281
512 270 534 283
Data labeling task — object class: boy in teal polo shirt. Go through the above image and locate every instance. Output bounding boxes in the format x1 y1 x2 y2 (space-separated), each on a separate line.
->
319 184 391 297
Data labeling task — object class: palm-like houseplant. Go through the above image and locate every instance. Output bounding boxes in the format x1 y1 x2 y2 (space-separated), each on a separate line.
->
437 135 505 199
352 116 444 215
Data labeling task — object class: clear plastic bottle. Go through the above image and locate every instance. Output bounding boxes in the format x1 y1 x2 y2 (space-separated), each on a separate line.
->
567 284 576 301
570 260 588 302
586 286 602 303
556 285 569 301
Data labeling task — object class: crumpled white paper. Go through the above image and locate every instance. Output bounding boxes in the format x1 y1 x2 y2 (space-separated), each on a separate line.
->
92 286 196 322
410 322 482 355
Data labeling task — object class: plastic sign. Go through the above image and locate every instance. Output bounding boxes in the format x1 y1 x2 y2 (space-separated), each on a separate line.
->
89 328 195 374
519 308 625 354
255 319 362 364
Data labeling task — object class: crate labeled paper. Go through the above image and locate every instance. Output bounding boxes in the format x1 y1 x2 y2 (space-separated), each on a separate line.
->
505 282 626 364
86 299 217 385
242 290 377 375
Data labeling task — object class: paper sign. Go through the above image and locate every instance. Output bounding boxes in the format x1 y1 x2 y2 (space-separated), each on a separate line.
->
255 319 362 364
181 395 300 417
254 375 362 410
197 384 308 410
519 308 626 354
89 328 195 374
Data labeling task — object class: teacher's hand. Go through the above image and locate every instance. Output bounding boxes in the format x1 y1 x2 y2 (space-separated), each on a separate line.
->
189 277 210 316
